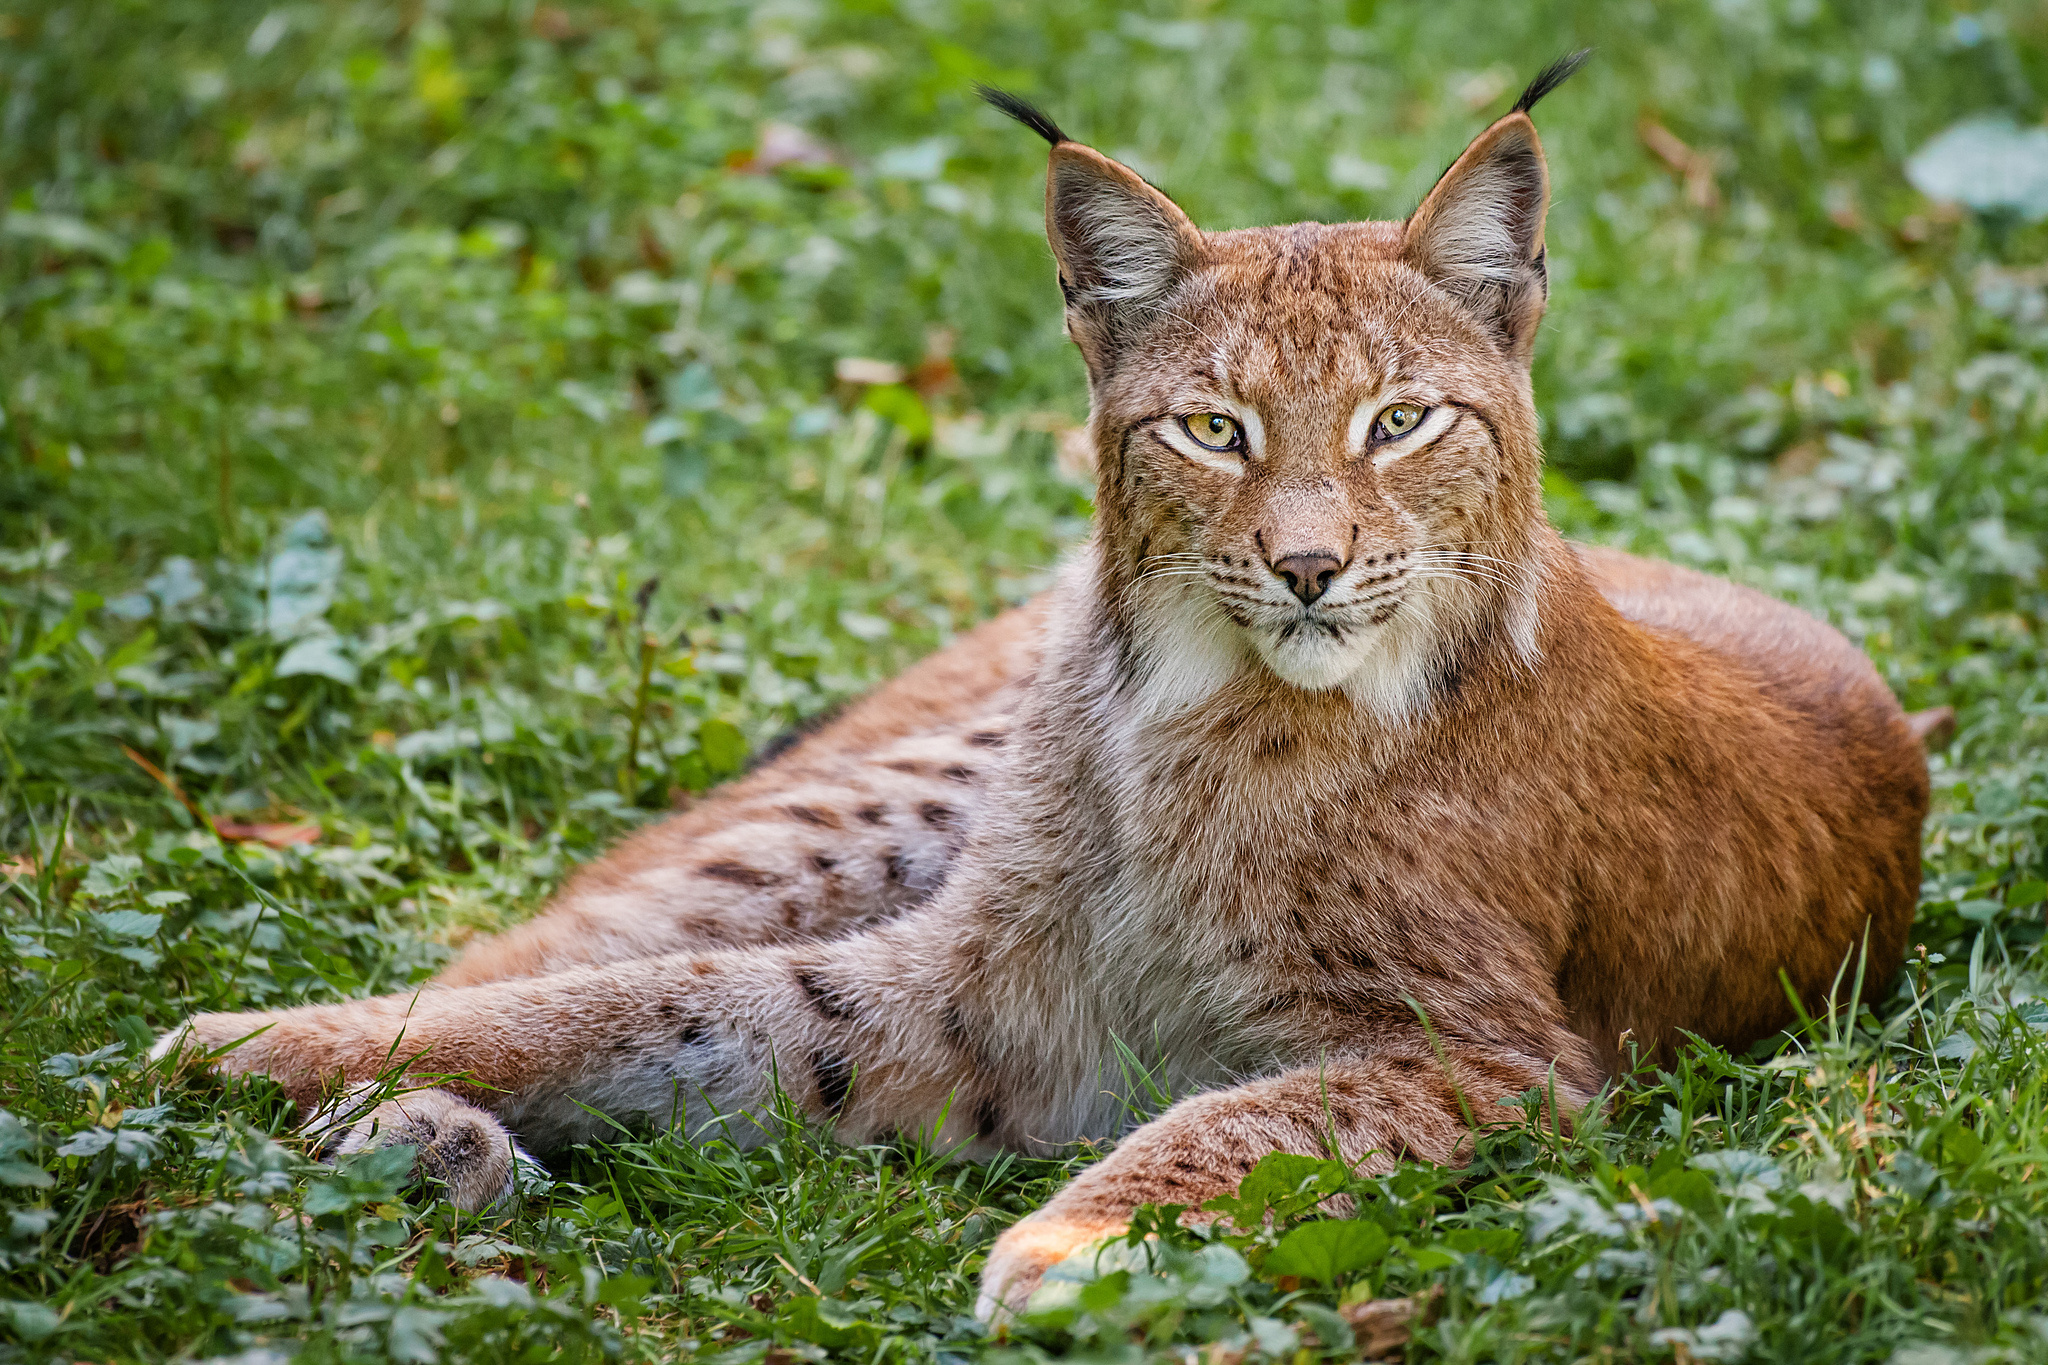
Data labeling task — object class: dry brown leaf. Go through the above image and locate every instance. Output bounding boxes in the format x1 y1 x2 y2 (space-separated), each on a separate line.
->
911 326 959 399
530 6 579 41
1342 1287 1441 1360
211 820 322 848
1773 441 1823 479
1638 118 1722 211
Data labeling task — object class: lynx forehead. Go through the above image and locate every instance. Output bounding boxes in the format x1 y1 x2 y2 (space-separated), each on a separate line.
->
161 55 1933 1326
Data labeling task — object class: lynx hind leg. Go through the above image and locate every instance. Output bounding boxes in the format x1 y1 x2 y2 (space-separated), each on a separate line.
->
313 1084 533 1213
437 717 1013 987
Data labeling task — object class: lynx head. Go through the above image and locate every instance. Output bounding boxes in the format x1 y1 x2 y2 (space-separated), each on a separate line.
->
987 54 1585 725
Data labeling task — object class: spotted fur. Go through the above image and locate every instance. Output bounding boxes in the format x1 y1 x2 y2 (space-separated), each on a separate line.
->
159 73 1933 1322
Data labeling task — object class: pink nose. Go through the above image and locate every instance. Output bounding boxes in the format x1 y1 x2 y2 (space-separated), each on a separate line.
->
1270 553 1343 606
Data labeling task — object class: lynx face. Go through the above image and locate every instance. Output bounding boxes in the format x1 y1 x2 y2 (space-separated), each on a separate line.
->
1107 240 1541 698
1030 102 1556 718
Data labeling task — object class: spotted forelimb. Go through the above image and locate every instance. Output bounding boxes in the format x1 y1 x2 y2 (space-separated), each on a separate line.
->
159 916 1001 1160
974 1032 1598 1318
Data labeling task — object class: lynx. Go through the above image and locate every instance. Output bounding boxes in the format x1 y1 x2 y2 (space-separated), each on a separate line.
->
160 57 1942 1318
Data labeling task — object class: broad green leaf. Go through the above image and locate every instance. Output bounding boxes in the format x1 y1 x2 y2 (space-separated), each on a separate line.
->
472 1277 533 1309
79 855 144 899
1941 1125 1984 1168
861 384 933 444
1648 1168 1719 1217
1907 118 2048 219
307 1142 418 1214
1202 1150 1347 1228
301 1180 359 1217
662 444 710 498
388 1304 451 1363
1769 1195 1856 1263
698 718 749 777
837 611 892 641
1076 1268 1131 1314
0 1299 62 1341
1189 1242 1250 1288
55 1129 114 1159
665 362 722 411
276 633 359 684
596 1273 656 1322
1263 1219 1388 1285
92 910 162 940
1442 1227 1523 1258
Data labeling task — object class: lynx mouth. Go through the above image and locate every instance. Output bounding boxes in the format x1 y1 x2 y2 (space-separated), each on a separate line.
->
1248 591 1410 692
1140 558 1430 704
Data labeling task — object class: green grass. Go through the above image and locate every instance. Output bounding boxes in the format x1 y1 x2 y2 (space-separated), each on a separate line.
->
3 0 2047 1360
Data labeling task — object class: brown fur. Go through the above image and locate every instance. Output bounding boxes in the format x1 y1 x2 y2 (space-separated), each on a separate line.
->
158 77 1931 1320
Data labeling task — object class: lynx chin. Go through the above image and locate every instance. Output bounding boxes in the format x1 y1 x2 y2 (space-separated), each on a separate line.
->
159 54 1944 1320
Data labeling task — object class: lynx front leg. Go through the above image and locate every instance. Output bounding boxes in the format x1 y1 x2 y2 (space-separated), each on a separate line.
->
974 1035 1600 1320
159 913 1000 1159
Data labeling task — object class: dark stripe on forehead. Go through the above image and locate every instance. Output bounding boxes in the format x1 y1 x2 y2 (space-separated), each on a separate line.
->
1277 300 1400 368
1282 224 1339 291
1366 325 1409 389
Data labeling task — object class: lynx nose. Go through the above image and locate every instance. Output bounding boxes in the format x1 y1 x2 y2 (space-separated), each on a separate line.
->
1270 552 1344 606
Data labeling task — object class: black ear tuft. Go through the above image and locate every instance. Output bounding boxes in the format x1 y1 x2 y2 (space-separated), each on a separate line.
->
1403 109 1557 363
976 85 1068 146
1512 49 1592 114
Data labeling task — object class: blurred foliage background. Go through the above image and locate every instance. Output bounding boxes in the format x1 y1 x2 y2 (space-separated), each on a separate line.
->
3 0 2048 1361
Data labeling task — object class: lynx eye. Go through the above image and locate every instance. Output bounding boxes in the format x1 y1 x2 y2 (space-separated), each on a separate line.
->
1181 413 1244 452
1374 403 1429 441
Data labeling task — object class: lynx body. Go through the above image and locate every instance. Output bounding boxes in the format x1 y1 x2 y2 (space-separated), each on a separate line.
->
160 63 1934 1317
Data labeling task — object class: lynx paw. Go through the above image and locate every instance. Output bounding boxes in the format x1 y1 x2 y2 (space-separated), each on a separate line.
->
154 1019 533 1214
313 1086 531 1213
974 1211 1128 1323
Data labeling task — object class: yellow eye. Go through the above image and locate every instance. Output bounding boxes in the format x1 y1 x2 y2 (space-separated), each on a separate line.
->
1375 403 1428 441
1181 412 1244 452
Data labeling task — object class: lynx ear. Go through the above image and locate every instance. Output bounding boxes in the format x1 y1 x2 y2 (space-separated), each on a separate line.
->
979 86 1202 374
1043 143 1203 373
1402 111 1553 364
